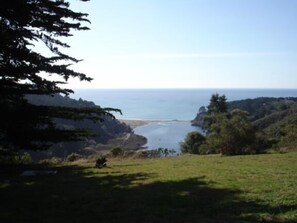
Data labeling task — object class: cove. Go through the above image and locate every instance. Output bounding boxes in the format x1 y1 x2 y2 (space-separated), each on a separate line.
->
133 121 203 153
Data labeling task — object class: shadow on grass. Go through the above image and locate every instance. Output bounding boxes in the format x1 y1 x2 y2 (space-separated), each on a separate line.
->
0 164 296 223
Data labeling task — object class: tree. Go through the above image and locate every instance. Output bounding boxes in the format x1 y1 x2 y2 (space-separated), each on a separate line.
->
0 0 119 153
208 109 256 155
207 93 227 115
180 131 206 154
202 93 228 129
186 94 258 156
198 106 207 114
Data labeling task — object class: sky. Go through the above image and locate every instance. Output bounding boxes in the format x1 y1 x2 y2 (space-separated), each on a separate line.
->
57 0 297 89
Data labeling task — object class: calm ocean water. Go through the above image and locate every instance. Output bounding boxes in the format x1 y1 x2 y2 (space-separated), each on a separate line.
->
73 89 297 151
133 121 202 151
73 89 297 120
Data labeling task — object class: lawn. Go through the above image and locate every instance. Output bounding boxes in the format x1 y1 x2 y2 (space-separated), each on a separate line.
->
0 152 296 223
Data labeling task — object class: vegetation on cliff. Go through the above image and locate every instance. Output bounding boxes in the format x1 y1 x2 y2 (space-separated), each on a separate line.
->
189 95 297 154
24 94 146 160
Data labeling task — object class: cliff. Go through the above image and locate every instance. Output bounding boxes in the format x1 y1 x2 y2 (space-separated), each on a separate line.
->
26 94 146 159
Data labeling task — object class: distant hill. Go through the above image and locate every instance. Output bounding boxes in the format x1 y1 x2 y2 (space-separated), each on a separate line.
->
26 94 131 143
192 97 297 150
25 94 145 159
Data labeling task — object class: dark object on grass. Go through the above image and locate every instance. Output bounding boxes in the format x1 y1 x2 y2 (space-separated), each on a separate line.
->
95 156 107 168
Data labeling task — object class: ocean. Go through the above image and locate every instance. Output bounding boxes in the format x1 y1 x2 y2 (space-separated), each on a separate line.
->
73 89 297 151
73 88 297 120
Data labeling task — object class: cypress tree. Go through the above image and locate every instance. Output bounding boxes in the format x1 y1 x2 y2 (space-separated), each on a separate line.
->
0 0 119 152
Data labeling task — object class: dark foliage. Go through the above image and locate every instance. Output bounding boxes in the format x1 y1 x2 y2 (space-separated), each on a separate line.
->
0 0 120 152
192 96 297 152
207 93 227 115
110 147 124 157
226 97 297 150
186 110 257 155
212 110 256 155
22 94 131 160
181 132 206 154
228 97 297 121
192 94 228 129
188 95 259 155
95 156 107 168
27 94 131 143
140 148 176 158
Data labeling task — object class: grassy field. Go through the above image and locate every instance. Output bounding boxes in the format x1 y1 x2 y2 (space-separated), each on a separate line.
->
0 152 297 223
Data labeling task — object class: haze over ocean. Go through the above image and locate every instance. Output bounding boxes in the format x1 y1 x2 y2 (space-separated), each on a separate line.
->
73 89 297 121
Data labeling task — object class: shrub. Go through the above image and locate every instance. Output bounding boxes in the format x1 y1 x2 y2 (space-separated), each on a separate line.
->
0 151 32 165
95 156 107 168
138 150 160 159
132 149 175 159
157 148 176 157
66 153 83 162
110 147 124 157
218 110 256 155
122 150 136 158
17 152 32 164
180 131 206 154
39 157 63 165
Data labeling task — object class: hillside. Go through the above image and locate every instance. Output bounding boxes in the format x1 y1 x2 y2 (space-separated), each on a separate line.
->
192 97 297 150
26 94 146 159
1 152 296 222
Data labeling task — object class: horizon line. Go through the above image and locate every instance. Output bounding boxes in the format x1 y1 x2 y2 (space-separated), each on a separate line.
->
72 87 297 90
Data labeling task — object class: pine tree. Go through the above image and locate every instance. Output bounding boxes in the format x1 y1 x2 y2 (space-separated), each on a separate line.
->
0 0 119 152
207 93 227 115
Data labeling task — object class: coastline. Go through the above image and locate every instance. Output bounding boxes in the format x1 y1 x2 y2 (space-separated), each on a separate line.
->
119 119 150 129
115 119 202 151
119 119 191 129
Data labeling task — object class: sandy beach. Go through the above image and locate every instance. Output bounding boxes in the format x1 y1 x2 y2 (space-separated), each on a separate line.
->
119 119 177 129
119 119 151 129
119 119 188 129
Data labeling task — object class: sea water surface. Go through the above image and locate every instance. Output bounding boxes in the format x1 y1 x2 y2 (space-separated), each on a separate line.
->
133 121 202 151
73 89 297 151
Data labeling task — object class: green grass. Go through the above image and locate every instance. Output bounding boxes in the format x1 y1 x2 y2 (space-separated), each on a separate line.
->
1 152 297 223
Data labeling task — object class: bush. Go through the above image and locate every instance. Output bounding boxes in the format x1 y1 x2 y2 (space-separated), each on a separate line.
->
95 156 107 168
39 157 63 165
180 131 206 154
122 150 136 158
110 147 124 157
66 153 83 162
136 150 160 159
196 142 220 155
131 148 176 159
156 148 176 157
0 150 32 165
218 110 256 155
